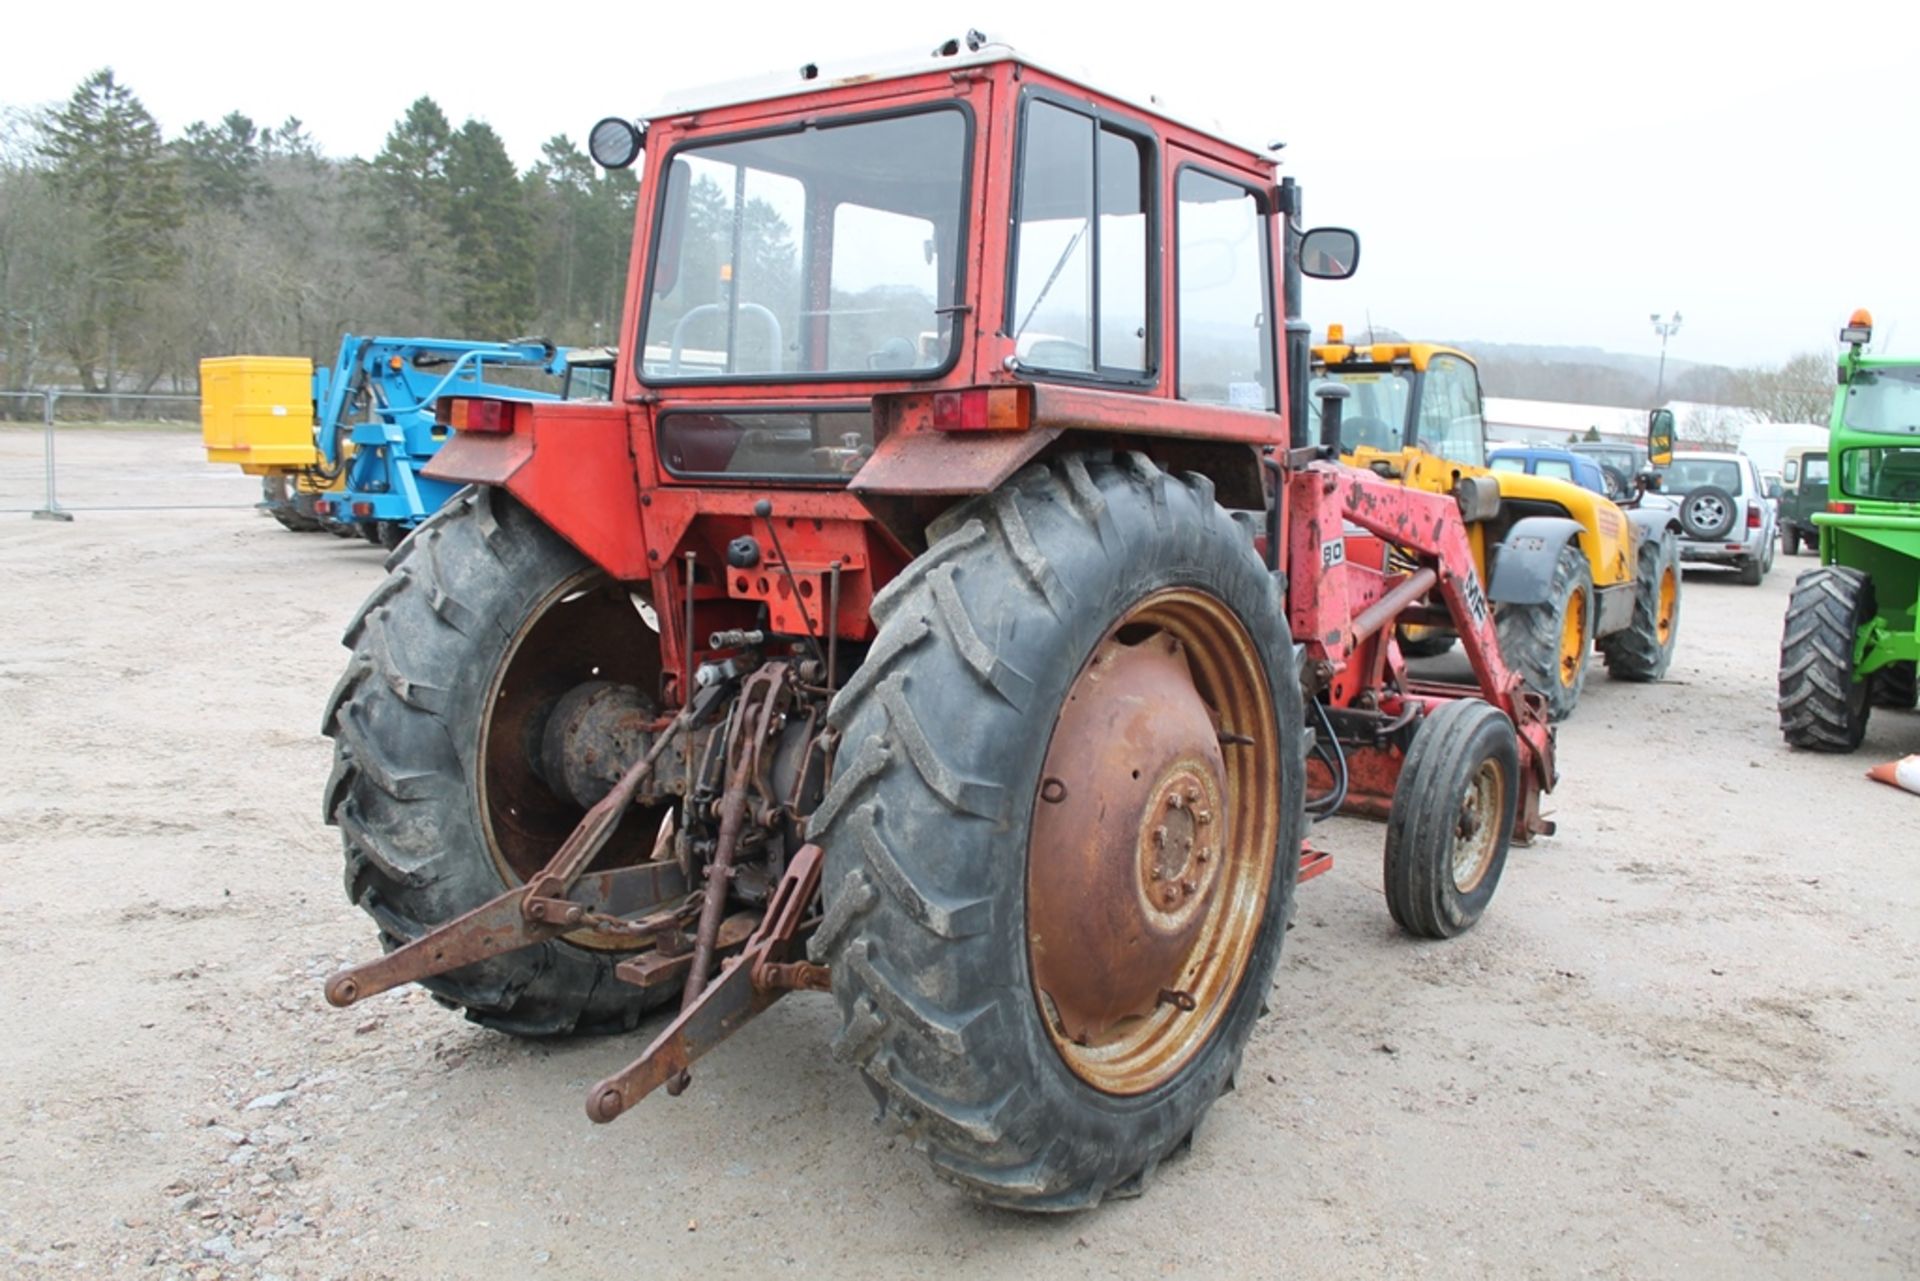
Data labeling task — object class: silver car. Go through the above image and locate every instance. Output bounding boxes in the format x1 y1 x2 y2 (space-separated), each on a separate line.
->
1647 450 1776 585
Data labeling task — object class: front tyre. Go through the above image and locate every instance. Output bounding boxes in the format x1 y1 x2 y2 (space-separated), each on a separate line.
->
1494 543 1593 722
1779 566 1874 752
809 453 1305 1211
1382 698 1519 939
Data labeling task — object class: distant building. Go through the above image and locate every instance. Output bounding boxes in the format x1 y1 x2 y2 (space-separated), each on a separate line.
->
1482 397 1762 450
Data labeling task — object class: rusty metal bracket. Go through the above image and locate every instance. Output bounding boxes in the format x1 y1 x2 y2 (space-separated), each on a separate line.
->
585 842 826 1124
323 709 694 1009
324 862 687 1007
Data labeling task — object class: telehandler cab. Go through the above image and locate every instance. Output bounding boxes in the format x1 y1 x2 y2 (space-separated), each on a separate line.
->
321 37 1557 1210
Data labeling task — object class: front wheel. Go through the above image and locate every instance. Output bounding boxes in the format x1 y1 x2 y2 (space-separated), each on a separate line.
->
1779 566 1874 752
1494 543 1593 722
1781 524 1801 557
809 453 1305 1211
1383 698 1519 939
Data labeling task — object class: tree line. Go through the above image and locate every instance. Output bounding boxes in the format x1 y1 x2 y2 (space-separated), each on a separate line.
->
0 69 635 399
0 67 1842 427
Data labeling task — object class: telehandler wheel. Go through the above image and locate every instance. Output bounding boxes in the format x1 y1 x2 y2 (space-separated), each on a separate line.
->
1397 624 1456 659
1779 566 1875 752
322 486 678 1037
1382 698 1519 939
1871 660 1918 710
809 452 1305 1212
1494 543 1593 722
261 476 323 533
1599 529 1681 682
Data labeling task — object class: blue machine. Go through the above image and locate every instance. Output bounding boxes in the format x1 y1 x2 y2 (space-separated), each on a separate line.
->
312 335 574 546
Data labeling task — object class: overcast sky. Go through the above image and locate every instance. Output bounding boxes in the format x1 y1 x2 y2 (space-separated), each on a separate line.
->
9 0 1916 368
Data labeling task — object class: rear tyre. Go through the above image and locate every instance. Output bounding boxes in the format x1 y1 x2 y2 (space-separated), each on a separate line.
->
1600 529 1681 682
1494 543 1593 722
1871 660 1918 710
1781 524 1801 557
1779 566 1874 752
810 452 1304 1211
1383 698 1518 939
322 486 677 1036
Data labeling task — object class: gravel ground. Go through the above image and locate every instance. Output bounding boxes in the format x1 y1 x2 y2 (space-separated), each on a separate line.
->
2 427 1916 1279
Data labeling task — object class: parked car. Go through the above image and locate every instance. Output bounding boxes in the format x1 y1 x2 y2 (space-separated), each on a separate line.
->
1647 449 1777 584
1488 447 1611 495
1777 445 1829 555
1568 441 1652 502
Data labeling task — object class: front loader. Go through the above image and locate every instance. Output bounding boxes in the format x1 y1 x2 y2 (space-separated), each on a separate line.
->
1311 333 1684 719
320 38 1557 1211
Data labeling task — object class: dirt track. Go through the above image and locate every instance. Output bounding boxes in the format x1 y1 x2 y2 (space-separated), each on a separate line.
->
2 427 1917 1279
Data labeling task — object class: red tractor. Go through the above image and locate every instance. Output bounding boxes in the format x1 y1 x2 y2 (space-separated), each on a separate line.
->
323 36 1554 1210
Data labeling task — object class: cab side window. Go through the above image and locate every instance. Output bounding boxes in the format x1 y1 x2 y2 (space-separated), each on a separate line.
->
1176 169 1273 409
1415 354 1486 466
1010 99 1153 377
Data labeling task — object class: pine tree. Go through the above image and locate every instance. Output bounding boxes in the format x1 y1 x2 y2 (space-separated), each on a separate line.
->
444 120 535 337
173 111 263 210
37 68 182 390
370 97 452 240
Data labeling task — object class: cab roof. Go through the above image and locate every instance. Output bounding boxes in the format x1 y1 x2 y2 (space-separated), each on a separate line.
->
643 35 1276 163
1312 339 1473 373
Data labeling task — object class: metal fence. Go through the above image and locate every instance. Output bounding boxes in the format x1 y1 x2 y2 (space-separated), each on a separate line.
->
0 390 253 519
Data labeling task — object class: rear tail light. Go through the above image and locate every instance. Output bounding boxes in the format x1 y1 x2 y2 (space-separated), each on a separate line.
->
437 396 520 435
351 501 374 518
1746 503 1761 529
314 499 334 516
1829 501 1855 515
931 386 1032 432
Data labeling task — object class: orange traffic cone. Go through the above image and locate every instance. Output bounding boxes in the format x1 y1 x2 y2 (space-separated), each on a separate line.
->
1865 755 1920 795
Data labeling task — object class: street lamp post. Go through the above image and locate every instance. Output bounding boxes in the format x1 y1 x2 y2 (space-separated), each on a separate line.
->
1651 311 1683 406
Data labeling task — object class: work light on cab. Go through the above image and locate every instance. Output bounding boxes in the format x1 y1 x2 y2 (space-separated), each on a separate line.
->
1841 308 1873 346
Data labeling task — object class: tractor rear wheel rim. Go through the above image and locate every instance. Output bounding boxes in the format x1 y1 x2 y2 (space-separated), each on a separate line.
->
1656 564 1678 644
1452 758 1506 893
477 570 663 950
1027 588 1279 1096
1558 584 1588 685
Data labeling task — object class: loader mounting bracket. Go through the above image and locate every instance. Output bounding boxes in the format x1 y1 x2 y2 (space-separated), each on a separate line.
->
586 841 827 1123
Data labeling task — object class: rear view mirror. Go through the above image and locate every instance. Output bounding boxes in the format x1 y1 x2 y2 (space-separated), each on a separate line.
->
1299 227 1359 280
1647 408 1675 467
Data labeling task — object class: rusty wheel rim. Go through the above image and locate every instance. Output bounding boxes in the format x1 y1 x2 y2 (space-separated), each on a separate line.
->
1452 758 1506 894
477 570 664 950
1656 564 1678 645
1558 585 1587 686
1026 588 1280 1096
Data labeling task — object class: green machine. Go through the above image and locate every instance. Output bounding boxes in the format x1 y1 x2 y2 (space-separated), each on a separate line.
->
1779 309 1920 750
